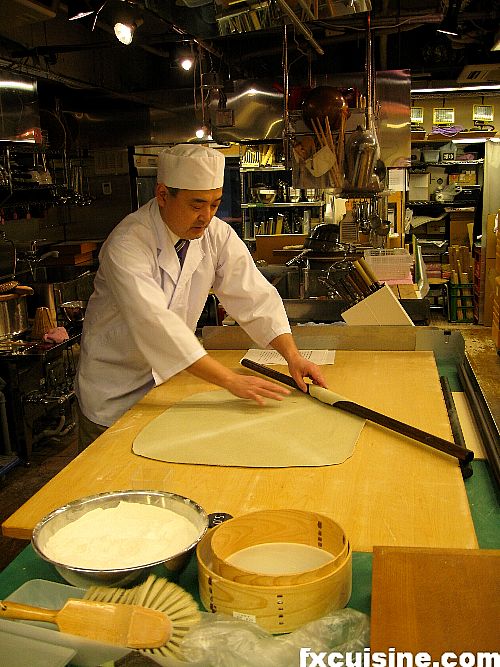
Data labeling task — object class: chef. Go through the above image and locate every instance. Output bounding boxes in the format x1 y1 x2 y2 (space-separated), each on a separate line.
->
75 144 327 450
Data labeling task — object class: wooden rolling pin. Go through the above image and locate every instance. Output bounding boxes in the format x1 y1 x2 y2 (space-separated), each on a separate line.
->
240 359 474 463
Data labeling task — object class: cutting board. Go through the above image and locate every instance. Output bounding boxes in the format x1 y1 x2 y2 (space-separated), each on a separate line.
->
371 546 500 654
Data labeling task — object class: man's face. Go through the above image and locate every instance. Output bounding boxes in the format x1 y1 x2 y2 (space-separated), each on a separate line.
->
156 185 223 240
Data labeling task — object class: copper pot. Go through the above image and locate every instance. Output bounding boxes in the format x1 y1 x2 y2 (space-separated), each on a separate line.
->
301 86 349 132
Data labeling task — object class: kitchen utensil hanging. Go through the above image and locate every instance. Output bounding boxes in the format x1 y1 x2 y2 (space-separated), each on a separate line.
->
345 13 381 193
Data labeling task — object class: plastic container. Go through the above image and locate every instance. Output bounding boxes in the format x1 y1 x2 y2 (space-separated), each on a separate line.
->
422 149 440 163
363 249 414 283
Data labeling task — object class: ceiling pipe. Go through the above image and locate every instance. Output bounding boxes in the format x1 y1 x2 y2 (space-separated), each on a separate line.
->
275 0 324 56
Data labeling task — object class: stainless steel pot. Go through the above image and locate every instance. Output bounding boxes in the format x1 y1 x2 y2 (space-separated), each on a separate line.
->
0 294 29 338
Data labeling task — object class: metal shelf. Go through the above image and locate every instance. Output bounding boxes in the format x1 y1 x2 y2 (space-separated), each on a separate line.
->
241 201 323 208
240 165 287 172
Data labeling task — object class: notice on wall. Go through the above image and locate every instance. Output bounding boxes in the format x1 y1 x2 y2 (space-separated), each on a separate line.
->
388 168 408 192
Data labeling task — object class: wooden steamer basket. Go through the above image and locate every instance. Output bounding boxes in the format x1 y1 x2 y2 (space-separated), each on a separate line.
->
196 509 352 633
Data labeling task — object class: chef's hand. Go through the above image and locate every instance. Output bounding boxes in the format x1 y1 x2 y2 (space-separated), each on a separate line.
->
224 374 290 406
286 355 328 393
270 332 328 393
187 354 290 406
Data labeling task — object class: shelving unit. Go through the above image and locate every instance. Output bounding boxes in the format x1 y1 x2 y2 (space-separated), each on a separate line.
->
239 142 324 240
0 142 90 221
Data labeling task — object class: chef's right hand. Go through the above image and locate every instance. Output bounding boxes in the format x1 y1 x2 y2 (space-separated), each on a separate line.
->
187 355 290 406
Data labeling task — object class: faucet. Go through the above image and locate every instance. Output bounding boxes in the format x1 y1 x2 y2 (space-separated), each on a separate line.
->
299 257 310 299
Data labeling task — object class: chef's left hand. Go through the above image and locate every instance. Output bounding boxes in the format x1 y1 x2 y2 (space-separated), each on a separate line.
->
287 355 328 393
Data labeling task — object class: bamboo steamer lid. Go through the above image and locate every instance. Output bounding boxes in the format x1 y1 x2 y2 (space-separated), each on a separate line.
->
210 508 349 586
196 509 352 633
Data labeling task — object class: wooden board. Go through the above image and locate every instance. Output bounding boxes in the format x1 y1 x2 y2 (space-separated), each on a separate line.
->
452 392 487 459
371 546 500 654
2 351 477 552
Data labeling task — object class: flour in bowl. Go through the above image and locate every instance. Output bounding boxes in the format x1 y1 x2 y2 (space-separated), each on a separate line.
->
42 501 200 569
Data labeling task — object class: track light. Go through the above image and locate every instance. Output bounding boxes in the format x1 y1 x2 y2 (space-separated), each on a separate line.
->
67 0 95 20
111 2 143 45
114 17 143 45
436 0 461 37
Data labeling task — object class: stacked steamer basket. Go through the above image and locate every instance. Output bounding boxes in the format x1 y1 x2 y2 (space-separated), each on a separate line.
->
196 509 351 633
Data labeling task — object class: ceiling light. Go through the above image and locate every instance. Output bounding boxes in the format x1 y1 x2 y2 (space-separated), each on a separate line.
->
67 0 95 20
411 84 500 94
114 19 136 44
195 126 212 140
436 0 461 37
180 57 194 71
492 30 500 51
112 2 143 45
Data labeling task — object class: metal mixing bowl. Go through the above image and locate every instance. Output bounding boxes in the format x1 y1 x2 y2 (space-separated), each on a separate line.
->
60 300 87 322
250 187 277 204
32 490 209 587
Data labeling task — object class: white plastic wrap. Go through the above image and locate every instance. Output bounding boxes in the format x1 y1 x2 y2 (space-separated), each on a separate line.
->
181 609 370 667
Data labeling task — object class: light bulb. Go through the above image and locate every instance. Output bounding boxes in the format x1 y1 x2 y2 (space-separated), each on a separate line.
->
195 128 205 139
114 22 134 45
181 58 193 71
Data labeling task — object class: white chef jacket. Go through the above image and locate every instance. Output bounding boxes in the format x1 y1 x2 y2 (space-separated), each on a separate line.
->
75 198 291 426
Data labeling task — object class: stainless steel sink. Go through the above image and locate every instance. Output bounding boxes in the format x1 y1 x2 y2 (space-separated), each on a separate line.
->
259 265 344 323
282 298 344 323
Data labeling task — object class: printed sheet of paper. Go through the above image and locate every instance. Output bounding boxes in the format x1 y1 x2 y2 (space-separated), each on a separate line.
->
242 349 336 365
133 389 363 468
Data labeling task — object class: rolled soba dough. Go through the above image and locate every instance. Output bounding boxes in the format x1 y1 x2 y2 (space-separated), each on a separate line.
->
132 389 364 467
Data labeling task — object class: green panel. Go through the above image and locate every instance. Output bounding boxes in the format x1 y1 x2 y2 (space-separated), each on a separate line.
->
465 460 500 549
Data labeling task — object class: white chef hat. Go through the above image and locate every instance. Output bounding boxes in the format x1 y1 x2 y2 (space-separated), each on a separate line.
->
157 144 225 190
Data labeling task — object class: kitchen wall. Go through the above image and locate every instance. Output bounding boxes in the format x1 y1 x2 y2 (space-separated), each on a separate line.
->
410 95 500 135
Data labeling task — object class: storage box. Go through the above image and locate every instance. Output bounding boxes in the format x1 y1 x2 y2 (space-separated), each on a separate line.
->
409 173 430 201
342 284 414 326
483 258 497 327
422 150 440 163
364 249 414 283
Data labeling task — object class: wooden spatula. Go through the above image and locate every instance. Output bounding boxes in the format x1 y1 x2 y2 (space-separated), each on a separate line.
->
0 598 172 649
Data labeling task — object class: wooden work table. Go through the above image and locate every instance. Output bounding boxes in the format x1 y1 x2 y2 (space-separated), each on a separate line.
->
2 347 478 552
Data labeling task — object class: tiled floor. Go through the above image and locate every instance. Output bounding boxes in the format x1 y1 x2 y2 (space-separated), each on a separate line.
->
0 316 498 572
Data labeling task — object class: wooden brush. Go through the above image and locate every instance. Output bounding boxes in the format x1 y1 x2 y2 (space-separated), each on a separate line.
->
0 597 170 649
84 574 201 659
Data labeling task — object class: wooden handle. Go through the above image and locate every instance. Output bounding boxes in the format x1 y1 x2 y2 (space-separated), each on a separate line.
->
240 358 300 390
240 360 474 463
14 285 34 296
0 600 57 623
358 257 381 286
334 400 473 463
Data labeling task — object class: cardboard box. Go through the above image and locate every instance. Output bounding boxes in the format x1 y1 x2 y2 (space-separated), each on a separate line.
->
341 284 414 326
483 258 498 327
409 173 430 201
486 212 498 259
449 211 474 247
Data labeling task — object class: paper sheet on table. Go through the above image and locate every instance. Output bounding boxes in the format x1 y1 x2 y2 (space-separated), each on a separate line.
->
133 389 364 468
242 349 335 365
